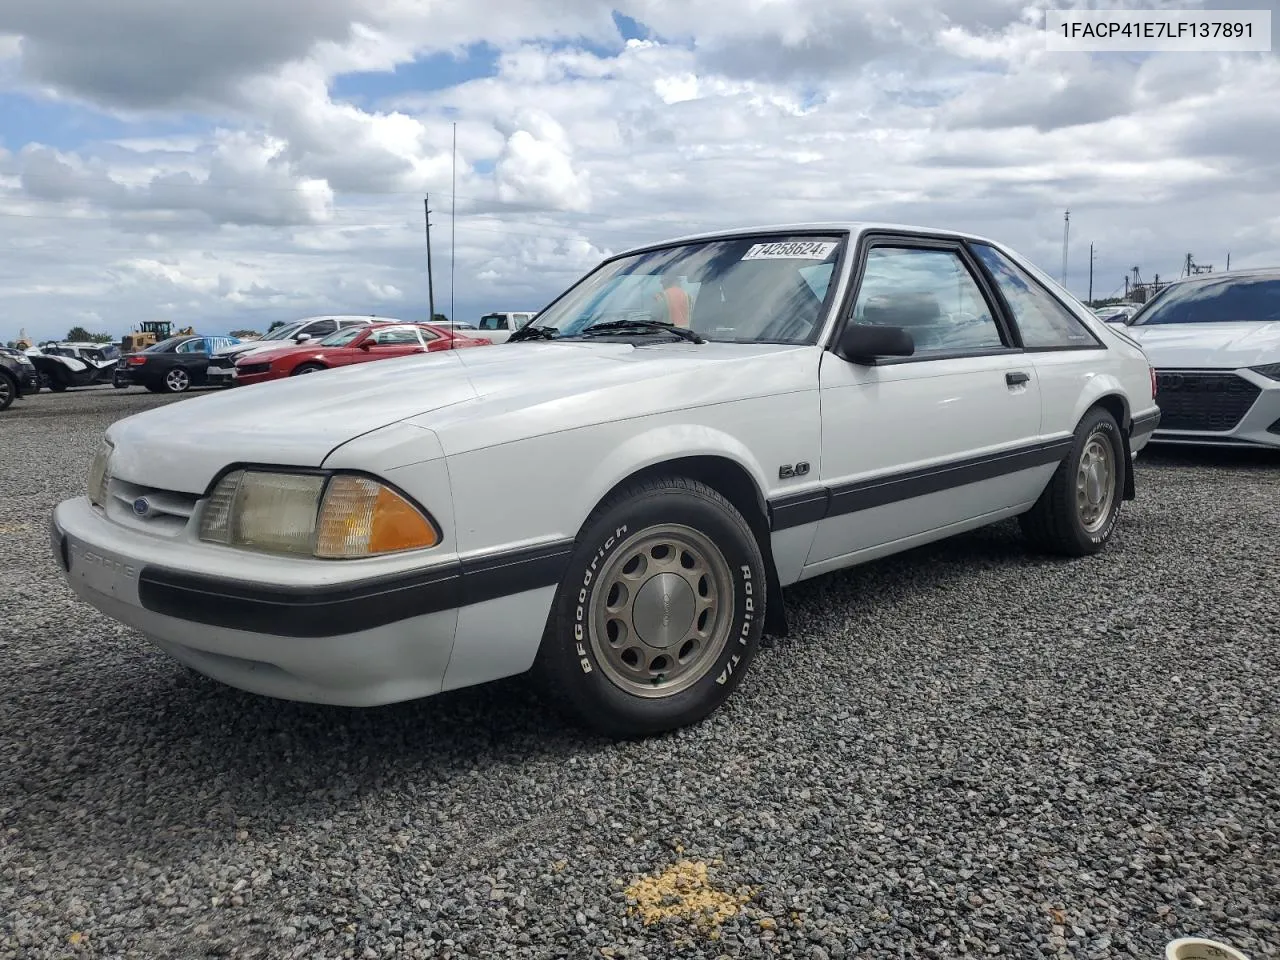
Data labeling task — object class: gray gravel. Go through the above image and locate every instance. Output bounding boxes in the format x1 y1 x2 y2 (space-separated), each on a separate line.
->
2 385 1278 960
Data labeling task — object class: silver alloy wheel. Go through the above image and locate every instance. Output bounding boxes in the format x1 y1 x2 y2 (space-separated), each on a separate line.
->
165 369 190 392
1076 433 1115 533
588 523 735 699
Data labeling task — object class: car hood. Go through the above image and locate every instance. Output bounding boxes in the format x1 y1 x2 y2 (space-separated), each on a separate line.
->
1125 321 1280 368
104 340 812 493
217 339 295 358
232 342 332 363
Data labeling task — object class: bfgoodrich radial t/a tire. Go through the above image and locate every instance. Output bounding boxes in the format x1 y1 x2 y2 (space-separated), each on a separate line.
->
534 476 767 739
1019 406 1127 556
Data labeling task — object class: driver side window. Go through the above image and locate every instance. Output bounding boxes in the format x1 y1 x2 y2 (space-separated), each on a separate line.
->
852 247 1005 357
370 327 422 345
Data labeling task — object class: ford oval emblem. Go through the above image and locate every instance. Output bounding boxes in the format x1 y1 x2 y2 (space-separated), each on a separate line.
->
132 497 151 517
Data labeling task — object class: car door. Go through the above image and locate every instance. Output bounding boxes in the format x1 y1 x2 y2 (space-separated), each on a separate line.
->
966 241 1108 446
175 337 210 382
352 325 428 364
805 236 1046 571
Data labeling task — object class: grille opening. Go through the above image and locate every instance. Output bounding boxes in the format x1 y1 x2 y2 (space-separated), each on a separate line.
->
1153 370 1261 432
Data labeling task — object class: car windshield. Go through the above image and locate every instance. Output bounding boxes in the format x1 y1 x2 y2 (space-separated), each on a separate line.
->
523 233 845 344
1130 275 1280 325
319 326 366 346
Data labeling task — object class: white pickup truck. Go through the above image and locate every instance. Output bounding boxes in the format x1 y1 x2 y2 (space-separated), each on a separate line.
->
472 311 536 343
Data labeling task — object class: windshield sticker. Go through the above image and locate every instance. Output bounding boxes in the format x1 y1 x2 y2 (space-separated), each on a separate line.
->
741 241 837 261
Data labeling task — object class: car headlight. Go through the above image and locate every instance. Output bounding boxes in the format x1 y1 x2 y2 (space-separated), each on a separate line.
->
87 441 113 508
198 469 441 559
1250 363 1280 381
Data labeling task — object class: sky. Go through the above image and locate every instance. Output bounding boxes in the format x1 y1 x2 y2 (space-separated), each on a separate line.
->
1 0 1278 342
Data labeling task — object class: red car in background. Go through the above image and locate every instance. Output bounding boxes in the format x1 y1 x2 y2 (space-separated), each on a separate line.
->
232 321 491 386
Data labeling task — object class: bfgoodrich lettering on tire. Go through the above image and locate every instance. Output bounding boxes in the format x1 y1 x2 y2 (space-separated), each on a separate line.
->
1019 406 1127 556
534 475 767 739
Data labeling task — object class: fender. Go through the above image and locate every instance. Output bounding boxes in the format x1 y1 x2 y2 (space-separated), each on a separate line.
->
575 423 775 536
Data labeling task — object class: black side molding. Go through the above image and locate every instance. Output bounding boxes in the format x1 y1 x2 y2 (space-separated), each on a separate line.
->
137 540 575 639
768 438 1074 532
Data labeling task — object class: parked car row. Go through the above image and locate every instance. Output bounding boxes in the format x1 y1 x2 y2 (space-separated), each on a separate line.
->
55 220 1177 742
4 309 537 408
0 345 40 410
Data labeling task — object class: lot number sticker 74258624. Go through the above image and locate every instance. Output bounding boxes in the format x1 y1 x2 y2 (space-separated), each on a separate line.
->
741 241 837 261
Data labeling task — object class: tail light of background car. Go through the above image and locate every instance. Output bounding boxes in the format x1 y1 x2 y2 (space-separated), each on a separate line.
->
128 356 148 366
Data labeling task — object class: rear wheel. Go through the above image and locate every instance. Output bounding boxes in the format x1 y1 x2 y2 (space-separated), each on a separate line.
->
533 476 767 739
1019 406 1126 556
47 380 68 393
162 368 190 393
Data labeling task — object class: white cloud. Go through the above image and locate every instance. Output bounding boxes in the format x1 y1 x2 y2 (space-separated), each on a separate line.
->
494 110 591 212
0 0 1278 343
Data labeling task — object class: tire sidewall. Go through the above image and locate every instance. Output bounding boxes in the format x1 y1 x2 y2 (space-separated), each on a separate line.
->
551 488 765 734
1070 411 1125 549
0 372 15 410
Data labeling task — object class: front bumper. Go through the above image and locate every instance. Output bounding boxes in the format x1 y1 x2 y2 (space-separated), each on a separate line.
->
231 369 276 387
1148 368 1280 449
205 366 236 386
16 366 39 394
51 496 463 705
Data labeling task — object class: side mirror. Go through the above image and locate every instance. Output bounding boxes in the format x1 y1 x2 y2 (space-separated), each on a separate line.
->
295 333 312 343
834 323 915 364
1104 315 1128 325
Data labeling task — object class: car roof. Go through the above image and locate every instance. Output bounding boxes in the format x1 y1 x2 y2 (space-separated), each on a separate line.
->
618 220 1007 257
295 315 385 323
1155 266 1280 290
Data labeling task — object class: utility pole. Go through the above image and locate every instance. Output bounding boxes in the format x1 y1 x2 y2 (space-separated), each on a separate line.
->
1061 210 1070 286
1088 241 1095 302
424 197 436 323
450 122 457 325
1226 252 1231 271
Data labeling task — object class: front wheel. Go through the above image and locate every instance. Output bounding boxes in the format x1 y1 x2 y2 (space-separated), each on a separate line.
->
0 373 15 411
1019 406 1126 556
47 380 68 393
533 476 767 739
292 363 325 376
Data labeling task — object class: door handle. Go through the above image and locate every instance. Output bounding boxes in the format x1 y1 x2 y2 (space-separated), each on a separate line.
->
1006 371 1030 386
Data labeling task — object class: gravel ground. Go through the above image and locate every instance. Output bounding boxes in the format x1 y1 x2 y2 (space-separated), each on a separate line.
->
2 385 1277 960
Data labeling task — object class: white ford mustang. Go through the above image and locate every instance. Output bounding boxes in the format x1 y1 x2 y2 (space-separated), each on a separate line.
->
52 222 1161 738
1121 267 1280 449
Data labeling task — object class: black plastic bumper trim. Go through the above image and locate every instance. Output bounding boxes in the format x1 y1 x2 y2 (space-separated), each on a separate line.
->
768 438 1074 532
1130 410 1161 437
136 539 575 638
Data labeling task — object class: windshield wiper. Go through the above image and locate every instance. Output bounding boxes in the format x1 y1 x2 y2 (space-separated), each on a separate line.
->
508 325 558 342
577 319 706 344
